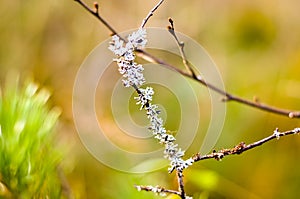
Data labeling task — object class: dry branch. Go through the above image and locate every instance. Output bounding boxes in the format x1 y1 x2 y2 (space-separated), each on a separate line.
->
74 0 300 119
193 128 300 162
141 0 165 28
73 1 300 198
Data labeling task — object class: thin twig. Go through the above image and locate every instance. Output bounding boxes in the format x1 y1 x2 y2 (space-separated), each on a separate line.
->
176 171 186 199
73 0 300 119
167 18 197 79
140 0 165 28
74 2 300 198
135 185 181 196
73 0 124 40
192 127 300 162
136 49 300 118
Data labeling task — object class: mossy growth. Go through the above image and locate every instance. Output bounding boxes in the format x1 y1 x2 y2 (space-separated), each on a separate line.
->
0 78 63 198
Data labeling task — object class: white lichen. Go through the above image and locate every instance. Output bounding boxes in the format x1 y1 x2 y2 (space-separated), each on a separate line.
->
109 28 193 176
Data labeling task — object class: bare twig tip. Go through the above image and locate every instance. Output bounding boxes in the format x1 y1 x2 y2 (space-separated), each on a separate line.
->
253 96 260 103
134 185 142 192
294 128 300 134
289 112 300 118
221 96 229 102
94 2 99 11
168 17 174 30
140 0 165 28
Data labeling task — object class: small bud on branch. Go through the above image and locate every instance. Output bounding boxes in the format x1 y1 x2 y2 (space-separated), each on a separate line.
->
93 2 99 13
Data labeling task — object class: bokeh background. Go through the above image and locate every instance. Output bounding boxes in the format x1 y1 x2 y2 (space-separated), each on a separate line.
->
1 0 300 198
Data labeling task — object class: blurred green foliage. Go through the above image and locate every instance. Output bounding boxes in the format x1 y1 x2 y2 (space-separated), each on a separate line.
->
0 0 300 198
0 78 62 198
229 9 277 51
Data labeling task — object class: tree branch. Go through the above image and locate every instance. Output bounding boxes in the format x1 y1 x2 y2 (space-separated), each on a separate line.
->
167 18 197 79
73 0 300 118
192 127 300 162
135 185 180 195
73 0 124 40
74 1 300 198
136 49 300 118
176 171 186 199
164 18 300 118
140 0 165 28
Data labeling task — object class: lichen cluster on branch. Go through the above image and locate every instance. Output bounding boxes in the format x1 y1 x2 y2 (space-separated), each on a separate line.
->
74 0 300 198
108 28 194 174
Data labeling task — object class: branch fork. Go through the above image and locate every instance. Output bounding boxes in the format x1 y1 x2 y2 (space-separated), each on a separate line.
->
73 1 300 198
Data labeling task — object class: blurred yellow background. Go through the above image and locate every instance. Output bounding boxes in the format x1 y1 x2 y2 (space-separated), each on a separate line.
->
1 0 300 198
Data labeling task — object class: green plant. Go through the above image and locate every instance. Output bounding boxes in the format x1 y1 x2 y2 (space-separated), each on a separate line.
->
0 78 62 198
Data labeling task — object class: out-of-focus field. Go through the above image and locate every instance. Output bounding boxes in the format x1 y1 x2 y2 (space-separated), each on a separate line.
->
1 0 300 198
